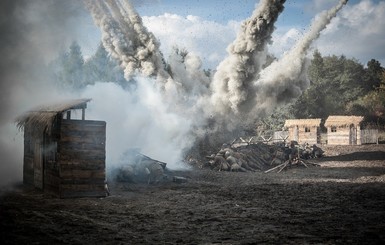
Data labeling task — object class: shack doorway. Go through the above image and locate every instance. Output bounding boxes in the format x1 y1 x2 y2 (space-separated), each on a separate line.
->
293 126 299 142
33 142 43 189
349 124 357 145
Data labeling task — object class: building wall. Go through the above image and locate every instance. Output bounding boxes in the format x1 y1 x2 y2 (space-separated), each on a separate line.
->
288 126 319 144
43 135 60 197
57 119 106 198
23 126 35 186
23 118 107 198
327 126 361 145
287 127 296 143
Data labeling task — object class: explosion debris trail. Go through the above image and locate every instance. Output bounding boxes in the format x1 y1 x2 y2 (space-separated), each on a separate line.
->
84 0 168 80
84 0 210 108
208 0 348 127
210 0 286 115
83 0 349 165
251 0 349 116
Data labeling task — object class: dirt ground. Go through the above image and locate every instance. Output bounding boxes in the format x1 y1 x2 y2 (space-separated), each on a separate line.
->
1 144 385 244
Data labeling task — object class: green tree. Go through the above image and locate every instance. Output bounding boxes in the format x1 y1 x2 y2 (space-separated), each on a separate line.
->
345 67 385 127
49 49 68 89
307 49 324 81
364 59 384 92
64 41 85 89
83 43 126 87
291 51 365 118
51 41 85 90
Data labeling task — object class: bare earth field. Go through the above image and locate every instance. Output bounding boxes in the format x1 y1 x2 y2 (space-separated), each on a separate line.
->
1 144 385 244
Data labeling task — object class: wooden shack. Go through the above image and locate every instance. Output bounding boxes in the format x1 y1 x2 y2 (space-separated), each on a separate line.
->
284 119 321 144
16 98 107 198
325 115 363 145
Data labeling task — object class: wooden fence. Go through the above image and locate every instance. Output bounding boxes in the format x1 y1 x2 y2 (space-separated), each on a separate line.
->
361 129 379 144
272 130 380 145
273 131 289 143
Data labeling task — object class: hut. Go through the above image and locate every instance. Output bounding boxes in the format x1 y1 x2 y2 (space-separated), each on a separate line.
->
284 119 322 145
16 98 107 198
325 115 363 145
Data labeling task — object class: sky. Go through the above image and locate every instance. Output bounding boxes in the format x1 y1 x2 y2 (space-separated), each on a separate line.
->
78 0 385 69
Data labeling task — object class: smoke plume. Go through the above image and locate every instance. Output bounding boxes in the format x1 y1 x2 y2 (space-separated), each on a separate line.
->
252 0 349 116
0 0 349 188
206 0 348 129
210 0 286 116
0 0 87 188
81 80 194 169
84 0 169 81
83 0 348 160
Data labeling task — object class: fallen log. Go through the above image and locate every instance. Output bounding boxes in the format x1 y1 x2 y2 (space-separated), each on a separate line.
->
201 140 323 173
265 161 288 173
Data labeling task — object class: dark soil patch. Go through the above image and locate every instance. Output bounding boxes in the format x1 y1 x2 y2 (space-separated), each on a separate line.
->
1 145 385 244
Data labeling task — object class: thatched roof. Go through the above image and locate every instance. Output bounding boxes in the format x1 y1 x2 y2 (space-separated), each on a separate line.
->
16 98 91 138
284 119 321 127
324 115 364 127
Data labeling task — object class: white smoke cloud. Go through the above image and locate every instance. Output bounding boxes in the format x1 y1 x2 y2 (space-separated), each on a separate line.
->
0 0 352 189
269 27 303 58
0 124 23 189
81 81 193 170
305 0 338 14
0 0 91 188
270 0 385 65
253 0 349 114
84 0 169 81
200 0 348 130
83 0 349 145
209 0 286 117
316 0 385 65
142 13 240 69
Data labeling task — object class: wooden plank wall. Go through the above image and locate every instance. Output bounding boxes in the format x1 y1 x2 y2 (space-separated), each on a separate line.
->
23 127 34 186
288 126 319 145
58 119 106 198
361 129 379 144
43 138 60 197
298 126 319 145
327 127 350 145
33 142 43 189
287 127 297 143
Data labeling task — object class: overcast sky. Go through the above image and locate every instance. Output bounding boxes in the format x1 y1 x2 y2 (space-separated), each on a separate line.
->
77 0 385 69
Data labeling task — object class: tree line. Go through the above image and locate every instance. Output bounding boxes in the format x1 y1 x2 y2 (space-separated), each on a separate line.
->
49 41 128 91
297 51 383 126
50 42 385 130
259 50 385 132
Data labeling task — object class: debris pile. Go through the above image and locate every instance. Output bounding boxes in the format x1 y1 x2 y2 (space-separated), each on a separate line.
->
265 141 322 173
113 149 190 184
114 150 168 184
204 140 323 173
206 143 273 172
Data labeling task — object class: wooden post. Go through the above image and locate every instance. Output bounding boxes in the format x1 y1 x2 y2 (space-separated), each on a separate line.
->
82 108 85 120
356 125 361 145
